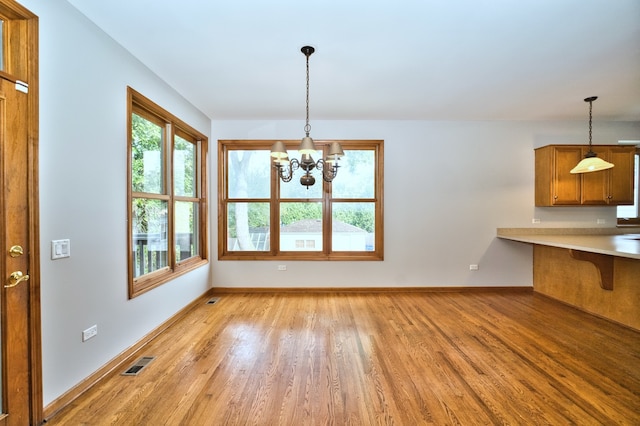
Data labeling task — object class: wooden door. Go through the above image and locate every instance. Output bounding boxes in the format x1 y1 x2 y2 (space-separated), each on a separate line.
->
0 1 41 425
0 75 31 426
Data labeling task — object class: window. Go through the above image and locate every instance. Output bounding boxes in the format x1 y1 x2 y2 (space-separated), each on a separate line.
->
218 139 383 260
128 87 208 297
618 147 640 226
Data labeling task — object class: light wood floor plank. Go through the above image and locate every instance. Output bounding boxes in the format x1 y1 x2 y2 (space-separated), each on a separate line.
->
45 291 640 425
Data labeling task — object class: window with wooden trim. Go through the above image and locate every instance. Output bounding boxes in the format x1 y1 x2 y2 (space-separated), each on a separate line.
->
128 87 208 297
218 139 384 260
618 147 640 226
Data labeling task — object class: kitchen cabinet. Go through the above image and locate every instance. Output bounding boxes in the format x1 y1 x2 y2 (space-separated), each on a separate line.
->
535 145 582 206
580 146 635 205
535 145 635 206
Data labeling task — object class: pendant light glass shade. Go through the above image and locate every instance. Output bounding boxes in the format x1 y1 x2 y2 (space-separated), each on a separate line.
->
570 96 614 174
570 155 614 174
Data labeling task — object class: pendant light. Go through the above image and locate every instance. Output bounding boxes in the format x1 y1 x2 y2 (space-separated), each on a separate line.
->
570 96 614 174
270 46 344 188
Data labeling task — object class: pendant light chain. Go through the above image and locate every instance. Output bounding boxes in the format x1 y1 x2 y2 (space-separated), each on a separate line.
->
584 95 597 152
569 95 614 173
589 101 593 150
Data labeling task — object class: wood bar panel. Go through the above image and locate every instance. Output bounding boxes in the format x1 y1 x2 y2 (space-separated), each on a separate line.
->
534 245 640 330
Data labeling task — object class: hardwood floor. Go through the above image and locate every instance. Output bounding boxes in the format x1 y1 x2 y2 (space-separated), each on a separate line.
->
45 290 640 425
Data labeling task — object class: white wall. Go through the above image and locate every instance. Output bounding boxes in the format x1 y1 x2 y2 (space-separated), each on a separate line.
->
210 120 640 288
21 0 212 405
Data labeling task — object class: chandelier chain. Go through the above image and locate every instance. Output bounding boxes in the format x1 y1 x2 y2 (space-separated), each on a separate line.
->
305 52 311 136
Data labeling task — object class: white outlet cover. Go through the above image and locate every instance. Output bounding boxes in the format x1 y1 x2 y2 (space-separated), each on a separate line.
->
51 239 71 260
82 325 98 341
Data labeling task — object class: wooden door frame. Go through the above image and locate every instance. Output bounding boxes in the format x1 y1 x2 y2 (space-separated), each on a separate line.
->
0 0 41 424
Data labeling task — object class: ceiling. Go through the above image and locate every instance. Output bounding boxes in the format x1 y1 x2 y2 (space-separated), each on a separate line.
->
66 0 640 122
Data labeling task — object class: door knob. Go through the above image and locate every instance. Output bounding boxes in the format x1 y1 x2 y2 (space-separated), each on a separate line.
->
5 271 29 288
9 245 24 257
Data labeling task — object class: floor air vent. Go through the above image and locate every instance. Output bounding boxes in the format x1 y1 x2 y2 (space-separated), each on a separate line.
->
122 356 155 376
206 297 220 305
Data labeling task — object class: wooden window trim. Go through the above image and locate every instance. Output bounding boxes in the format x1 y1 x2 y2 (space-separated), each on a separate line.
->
127 87 209 298
218 139 384 261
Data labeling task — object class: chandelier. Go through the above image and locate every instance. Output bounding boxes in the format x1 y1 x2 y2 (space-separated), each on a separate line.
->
570 96 614 174
270 45 344 188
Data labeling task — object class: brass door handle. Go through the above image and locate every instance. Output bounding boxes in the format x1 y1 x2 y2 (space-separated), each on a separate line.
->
9 245 24 257
5 271 29 288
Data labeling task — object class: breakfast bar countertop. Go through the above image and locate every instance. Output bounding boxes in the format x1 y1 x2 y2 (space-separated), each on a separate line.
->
497 228 640 260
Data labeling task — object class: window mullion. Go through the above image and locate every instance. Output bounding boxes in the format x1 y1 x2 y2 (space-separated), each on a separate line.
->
166 123 175 270
196 140 202 198
323 146 332 256
132 192 170 200
272 156 280 256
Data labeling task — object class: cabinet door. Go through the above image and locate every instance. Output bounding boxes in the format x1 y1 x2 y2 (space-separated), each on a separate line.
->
580 146 634 205
552 146 582 205
581 146 609 205
608 146 634 204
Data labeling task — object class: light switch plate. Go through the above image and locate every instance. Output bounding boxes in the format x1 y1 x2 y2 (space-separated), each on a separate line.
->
51 239 71 260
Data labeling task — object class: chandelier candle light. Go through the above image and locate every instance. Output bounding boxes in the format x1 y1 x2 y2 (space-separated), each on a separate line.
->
570 96 615 174
271 45 344 188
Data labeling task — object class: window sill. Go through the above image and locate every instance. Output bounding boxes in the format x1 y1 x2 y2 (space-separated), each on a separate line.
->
129 258 209 298
219 253 383 261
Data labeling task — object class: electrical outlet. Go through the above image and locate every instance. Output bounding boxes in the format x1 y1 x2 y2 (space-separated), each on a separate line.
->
82 325 98 342
596 218 606 224
469 264 479 271
277 265 287 271
532 218 541 224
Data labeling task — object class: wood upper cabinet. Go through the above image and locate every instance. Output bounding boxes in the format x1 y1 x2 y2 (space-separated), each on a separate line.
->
581 146 634 205
535 145 582 206
535 145 635 207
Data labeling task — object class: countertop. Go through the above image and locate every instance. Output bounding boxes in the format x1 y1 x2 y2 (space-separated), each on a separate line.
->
497 228 640 260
